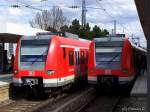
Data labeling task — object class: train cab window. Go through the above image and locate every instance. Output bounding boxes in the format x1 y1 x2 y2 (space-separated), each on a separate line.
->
95 41 123 69
69 51 74 66
20 39 50 70
63 48 66 59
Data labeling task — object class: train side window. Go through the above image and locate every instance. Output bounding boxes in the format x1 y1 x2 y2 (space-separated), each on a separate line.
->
63 48 66 59
75 51 77 65
81 51 85 64
69 51 74 66
86 51 88 64
78 51 80 65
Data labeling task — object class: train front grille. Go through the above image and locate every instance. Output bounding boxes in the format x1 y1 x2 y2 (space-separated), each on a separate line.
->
97 75 118 85
22 77 43 86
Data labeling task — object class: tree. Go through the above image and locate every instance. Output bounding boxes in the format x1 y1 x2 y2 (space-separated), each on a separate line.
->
103 29 109 35
92 25 101 37
30 6 67 31
79 23 91 39
60 25 69 33
64 19 109 40
69 19 81 35
84 23 91 32
92 25 109 38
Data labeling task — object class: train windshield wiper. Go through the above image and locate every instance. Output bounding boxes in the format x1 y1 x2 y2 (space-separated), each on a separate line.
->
107 53 120 65
30 51 47 66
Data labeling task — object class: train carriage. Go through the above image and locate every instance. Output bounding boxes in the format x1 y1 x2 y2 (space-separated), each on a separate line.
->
13 33 90 96
88 35 146 92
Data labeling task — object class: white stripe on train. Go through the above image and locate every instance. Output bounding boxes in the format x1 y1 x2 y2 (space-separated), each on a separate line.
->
60 45 89 50
13 75 75 87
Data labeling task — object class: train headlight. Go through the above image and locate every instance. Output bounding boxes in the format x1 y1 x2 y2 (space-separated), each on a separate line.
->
90 68 94 73
14 70 18 75
122 69 128 73
47 70 55 75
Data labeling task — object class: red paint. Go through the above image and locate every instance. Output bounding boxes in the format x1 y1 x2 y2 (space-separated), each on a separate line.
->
13 35 90 86
88 38 135 84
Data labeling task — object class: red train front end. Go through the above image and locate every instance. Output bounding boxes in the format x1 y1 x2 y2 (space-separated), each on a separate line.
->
13 34 55 94
13 33 90 96
88 37 135 88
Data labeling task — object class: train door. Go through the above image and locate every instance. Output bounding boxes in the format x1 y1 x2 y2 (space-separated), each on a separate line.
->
75 47 80 79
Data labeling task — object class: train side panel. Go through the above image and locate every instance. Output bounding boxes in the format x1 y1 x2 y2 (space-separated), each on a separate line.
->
88 41 96 84
121 39 135 83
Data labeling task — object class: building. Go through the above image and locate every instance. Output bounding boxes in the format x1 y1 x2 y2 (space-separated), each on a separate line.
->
0 19 48 73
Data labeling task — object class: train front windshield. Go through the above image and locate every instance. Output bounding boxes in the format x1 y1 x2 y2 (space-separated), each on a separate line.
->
20 38 50 70
95 41 123 69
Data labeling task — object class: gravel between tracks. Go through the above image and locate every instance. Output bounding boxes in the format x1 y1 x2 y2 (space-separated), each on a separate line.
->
0 87 95 112
77 95 121 112
36 87 95 112
114 96 146 112
0 92 67 112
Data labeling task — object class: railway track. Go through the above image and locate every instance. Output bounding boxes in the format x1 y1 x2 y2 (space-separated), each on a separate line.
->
76 95 121 112
2 86 141 112
38 87 95 112
114 96 146 112
0 92 67 112
0 87 95 112
76 93 145 112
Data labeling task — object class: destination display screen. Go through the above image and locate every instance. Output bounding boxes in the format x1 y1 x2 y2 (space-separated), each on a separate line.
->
95 47 122 53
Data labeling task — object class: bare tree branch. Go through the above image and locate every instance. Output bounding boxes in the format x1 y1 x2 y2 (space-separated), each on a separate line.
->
30 6 68 31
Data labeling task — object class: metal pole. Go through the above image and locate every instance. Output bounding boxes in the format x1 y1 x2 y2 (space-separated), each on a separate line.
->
146 0 150 111
123 27 124 33
114 20 116 35
81 0 86 26
2 42 4 73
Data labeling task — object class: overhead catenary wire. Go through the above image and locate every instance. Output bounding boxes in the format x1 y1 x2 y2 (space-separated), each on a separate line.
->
95 0 147 48
2 0 109 13
95 0 135 37
2 1 143 37
3 0 45 11
105 0 142 36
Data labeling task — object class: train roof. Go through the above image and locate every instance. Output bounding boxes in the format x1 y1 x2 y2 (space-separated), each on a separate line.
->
21 32 54 40
20 32 91 48
94 37 124 42
93 34 127 42
21 32 90 42
94 37 146 53
130 41 147 54
57 35 91 48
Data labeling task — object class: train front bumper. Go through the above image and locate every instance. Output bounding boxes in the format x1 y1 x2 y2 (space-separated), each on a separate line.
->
88 75 134 85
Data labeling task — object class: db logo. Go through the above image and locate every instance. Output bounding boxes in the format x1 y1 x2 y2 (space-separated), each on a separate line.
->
29 71 34 76
105 70 111 74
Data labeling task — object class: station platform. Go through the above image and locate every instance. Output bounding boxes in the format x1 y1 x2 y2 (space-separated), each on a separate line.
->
0 74 13 102
131 71 147 96
0 74 13 87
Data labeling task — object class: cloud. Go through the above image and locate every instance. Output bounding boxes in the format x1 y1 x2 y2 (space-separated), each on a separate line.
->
0 0 146 42
8 8 23 16
31 0 41 2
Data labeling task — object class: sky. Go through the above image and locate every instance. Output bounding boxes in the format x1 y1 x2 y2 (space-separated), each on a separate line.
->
0 0 147 47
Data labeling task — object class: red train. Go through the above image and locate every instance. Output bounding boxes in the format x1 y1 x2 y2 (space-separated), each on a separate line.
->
12 32 90 96
88 36 146 92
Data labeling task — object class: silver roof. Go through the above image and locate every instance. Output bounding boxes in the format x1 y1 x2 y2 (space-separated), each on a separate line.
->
94 37 124 42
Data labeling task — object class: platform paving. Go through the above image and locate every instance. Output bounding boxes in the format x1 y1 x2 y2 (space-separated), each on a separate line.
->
0 74 12 87
131 71 147 96
0 74 13 102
